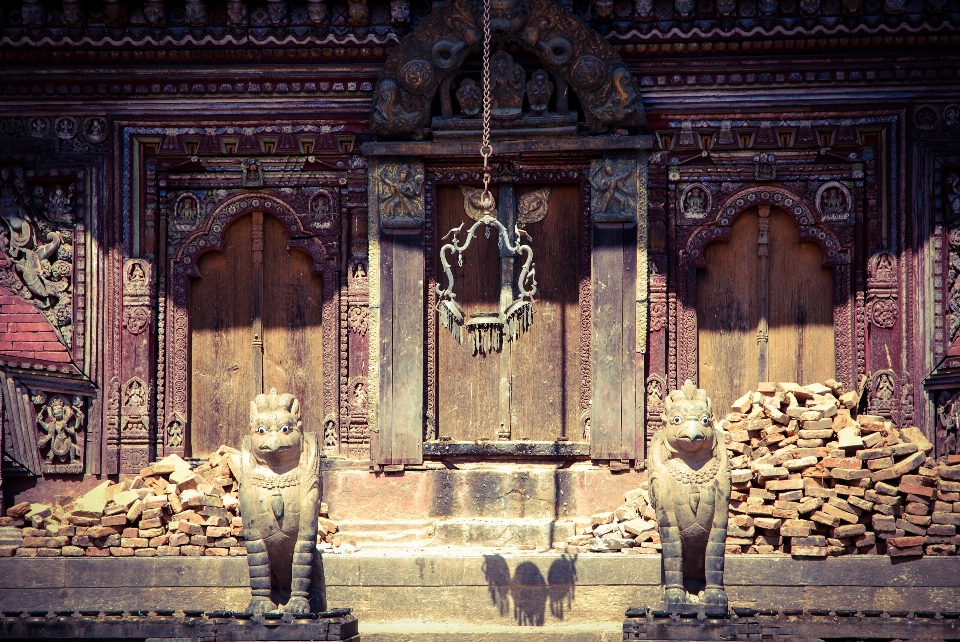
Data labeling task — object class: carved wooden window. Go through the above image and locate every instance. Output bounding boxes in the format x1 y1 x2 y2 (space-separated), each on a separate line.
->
188 211 326 457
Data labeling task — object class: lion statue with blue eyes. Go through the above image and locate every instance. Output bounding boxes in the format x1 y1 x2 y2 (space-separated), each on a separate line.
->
648 379 730 611
238 389 326 615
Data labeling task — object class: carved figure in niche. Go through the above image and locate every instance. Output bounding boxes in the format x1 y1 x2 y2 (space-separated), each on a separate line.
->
242 159 263 187
372 80 425 136
648 380 730 611
526 69 553 115
167 418 184 448
390 0 410 23
590 159 636 219
647 379 663 406
125 379 146 408
55 117 77 140
176 195 200 226
352 382 367 413
45 185 74 225
945 104 960 127
938 391 960 459
82 117 107 144
36 394 84 465
947 173 960 218
380 163 424 219
456 78 482 117
682 187 707 218
875 372 895 402
490 51 525 114
144 0 165 25
323 414 338 448
635 0 653 17
238 389 325 615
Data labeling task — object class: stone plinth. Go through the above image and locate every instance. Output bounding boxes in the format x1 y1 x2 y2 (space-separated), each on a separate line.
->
0 554 957 640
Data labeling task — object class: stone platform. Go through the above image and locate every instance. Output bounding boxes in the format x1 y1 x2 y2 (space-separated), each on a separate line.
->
0 553 957 641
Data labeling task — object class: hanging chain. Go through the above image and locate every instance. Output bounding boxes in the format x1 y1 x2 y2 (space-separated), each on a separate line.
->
479 0 494 214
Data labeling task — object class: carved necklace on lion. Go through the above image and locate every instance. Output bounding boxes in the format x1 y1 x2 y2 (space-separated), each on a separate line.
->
250 468 302 489
663 455 721 485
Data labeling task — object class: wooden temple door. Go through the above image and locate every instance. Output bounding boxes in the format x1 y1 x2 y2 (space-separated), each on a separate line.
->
188 212 325 457
697 205 835 414
433 183 581 442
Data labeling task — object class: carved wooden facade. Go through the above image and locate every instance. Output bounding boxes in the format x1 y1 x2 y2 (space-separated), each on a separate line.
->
0 0 959 499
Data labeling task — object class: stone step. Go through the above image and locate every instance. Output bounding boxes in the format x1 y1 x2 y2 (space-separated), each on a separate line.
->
434 517 559 548
335 519 437 546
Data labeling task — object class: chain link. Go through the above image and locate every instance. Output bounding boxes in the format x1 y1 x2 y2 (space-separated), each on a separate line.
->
479 0 494 214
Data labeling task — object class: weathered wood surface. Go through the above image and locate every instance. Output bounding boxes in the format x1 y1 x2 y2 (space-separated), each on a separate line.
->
766 209 834 389
378 228 424 465
190 214 325 457
262 215 326 441
190 214 256 457
435 185 501 441
591 223 637 460
511 184 581 441
698 207 834 415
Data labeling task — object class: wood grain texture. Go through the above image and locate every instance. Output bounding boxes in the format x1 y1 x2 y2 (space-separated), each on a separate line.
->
767 209 834 388
435 186 500 441
511 184 581 441
697 210 760 417
392 229 425 464
262 214 325 440
189 214 257 457
698 207 834 415
591 223 637 460
189 214 326 457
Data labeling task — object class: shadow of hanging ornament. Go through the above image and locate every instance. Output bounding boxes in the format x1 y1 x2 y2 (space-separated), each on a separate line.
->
436 190 538 356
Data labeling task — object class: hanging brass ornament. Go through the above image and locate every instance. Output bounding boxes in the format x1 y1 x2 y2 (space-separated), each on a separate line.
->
436 212 537 356
434 0 539 356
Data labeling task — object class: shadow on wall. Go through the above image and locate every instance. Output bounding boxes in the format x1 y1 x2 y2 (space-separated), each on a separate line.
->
482 554 578 626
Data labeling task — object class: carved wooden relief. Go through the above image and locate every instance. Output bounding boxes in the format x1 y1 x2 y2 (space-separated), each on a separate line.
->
370 0 644 138
650 116 896 435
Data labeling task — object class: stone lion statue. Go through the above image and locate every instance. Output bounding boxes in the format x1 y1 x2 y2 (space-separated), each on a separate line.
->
647 379 730 610
238 389 326 615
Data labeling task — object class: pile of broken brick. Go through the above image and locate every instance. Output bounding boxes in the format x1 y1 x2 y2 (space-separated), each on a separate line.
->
0 446 342 558
558 380 959 558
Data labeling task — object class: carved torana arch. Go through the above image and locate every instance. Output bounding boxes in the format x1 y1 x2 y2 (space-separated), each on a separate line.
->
686 186 850 267
370 0 645 137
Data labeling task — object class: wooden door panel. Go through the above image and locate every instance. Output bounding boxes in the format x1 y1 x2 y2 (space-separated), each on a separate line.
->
435 185 500 441
697 211 761 417
262 214 326 438
768 210 835 386
189 214 255 457
511 184 581 441
697 207 835 416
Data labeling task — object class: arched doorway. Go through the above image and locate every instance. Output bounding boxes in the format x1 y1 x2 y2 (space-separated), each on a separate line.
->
188 212 325 457
696 205 835 414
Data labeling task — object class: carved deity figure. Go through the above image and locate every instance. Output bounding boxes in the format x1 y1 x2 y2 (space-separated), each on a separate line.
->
525 69 553 115
490 51 525 114
590 159 636 218
37 395 83 464
238 389 326 615
648 380 730 611
380 163 422 218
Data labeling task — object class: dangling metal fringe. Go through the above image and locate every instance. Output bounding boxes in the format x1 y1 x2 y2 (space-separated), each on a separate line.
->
438 299 465 344
504 300 533 342
469 321 504 356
